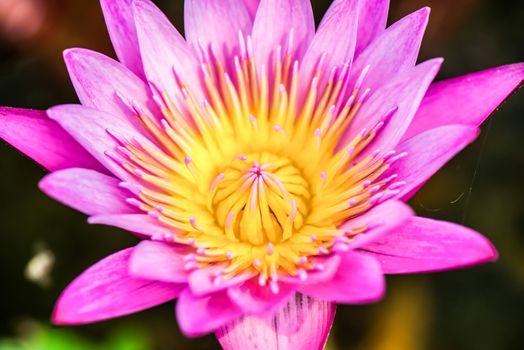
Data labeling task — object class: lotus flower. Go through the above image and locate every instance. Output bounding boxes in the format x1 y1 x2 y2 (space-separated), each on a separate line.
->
1 0 523 348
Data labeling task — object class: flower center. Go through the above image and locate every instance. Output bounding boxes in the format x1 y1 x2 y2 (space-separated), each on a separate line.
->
213 153 309 245
110 32 408 288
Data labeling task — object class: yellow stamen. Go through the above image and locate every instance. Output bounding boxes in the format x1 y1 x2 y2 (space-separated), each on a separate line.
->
113 35 395 287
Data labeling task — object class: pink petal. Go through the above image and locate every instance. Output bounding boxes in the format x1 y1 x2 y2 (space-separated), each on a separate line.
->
39 168 135 216
132 0 203 103
243 0 260 18
300 0 359 82
188 265 255 296
217 294 335 350
129 240 189 283
100 0 144 79
342 200 414 250
53 248 183 325
176 289 243 337
252 0 315 67
387 125 479 201
228 278 297 315
184 0 253 60
350 7 430 92
47 104 146 179
63 48 159 121
341 58 442 157
355 0 390 56
88 214 175 238
360 216 498 274
299 252 385 303
0 108 103 172
404 63 524 140
280 255 341 285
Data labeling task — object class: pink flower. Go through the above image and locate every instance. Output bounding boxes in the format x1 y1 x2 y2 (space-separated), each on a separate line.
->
1 0 523 348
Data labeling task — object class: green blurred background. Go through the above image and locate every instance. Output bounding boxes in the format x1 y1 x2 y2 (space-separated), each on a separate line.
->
0 0 523 349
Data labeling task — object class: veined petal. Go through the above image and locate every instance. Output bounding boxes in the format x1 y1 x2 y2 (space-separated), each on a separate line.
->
404 63 524 139
350 7 430 92
100 0 144 79
176 289 243 337
342 200 414 249
360 216 498 274
388 125 479 201
88 214 175 238
217 294 335 350
129 240 189 283
39 168 135 216
341 58 442 157
252 0 315 68
53 248 183 325
133 0 203 104
63 48 159 121
0 108 103 172
355 0 390 56
184 0 253 60
299 252 385 303
300 0 359 83
47 104 147 179
228 279 297 315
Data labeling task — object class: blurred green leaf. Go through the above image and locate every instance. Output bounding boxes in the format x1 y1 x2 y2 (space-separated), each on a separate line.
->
0 325 150 350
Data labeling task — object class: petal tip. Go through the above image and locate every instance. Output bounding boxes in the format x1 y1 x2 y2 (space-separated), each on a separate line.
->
459 227 499 268
424 57 444 72
45 105 62 121
62 48 83 62
416 6 431 19
51 297 82 326
411 6 431 27
481 236 499 264
46 104 77 122
37 174 52 194
86 216 98 224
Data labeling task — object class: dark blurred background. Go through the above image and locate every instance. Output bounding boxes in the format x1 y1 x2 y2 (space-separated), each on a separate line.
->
0 0 523 349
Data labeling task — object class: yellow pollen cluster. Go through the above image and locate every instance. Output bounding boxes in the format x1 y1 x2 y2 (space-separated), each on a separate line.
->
213 153 308 246
112 36 403 285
